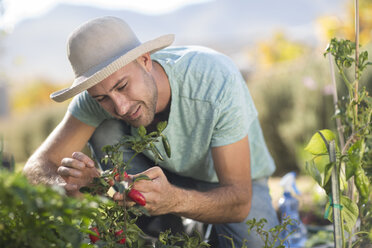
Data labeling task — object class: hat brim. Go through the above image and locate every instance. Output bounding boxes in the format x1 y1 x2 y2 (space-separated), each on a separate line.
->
50 34 175 102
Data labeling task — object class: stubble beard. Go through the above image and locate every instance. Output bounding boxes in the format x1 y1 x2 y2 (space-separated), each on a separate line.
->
123 73 158 128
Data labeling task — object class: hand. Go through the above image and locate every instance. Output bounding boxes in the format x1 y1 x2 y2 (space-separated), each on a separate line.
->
57 152 100 197
113 166 178 215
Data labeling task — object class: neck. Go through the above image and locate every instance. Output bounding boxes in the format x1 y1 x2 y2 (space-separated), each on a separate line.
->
153 61 171 114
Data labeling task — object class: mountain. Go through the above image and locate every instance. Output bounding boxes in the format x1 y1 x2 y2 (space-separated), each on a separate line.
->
0 0 346 84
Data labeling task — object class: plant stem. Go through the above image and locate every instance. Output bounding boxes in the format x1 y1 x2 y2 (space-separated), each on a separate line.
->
328 55 345 149
353 0 359 130
126 152 139 166
354 0 359 128
339 70 353 94
341 121 372 155
330 141 344 248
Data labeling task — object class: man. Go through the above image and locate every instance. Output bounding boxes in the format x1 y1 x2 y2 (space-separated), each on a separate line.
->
23 16 278 247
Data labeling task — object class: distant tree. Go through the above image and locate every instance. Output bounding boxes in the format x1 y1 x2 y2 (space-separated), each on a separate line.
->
254 31 309 68
11 79 63 113
317 0 372 45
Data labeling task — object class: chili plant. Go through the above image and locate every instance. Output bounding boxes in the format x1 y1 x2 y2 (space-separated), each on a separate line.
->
305 38 371 248
79 121 170 247
80 121 209 247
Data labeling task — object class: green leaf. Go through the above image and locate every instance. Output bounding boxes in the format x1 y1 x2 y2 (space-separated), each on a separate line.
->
345 153 359 181
133 174 151 182
305 161 322 186
340 196 359 233
345 140 363 181
161 134 171 158
150 143 164 162
322 162 334 188
325 195 358 233
113 181 125 194
305 129 336 155
157 121 167 133
323 178 332 195
79 186 92 194
313 154 330 174
137 126 147 137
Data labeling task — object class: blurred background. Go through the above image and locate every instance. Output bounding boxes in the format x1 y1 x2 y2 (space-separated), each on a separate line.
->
0 0 371 177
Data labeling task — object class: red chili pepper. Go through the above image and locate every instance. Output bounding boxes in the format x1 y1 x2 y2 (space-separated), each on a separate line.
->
127 188 146 206
107 178 115 186
115 229 126 244
89 227 100 244
114 170 129 181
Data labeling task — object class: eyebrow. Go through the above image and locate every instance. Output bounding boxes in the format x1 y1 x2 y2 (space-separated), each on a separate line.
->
91 77 127 99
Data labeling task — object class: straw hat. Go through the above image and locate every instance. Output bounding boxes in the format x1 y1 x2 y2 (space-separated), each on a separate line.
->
50 16 174 102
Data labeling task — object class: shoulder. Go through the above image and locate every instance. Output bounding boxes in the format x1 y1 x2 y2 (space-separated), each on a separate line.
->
153 46 240 75
153 46 244 102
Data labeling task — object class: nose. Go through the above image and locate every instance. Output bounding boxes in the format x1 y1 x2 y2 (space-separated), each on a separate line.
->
111 95 129 117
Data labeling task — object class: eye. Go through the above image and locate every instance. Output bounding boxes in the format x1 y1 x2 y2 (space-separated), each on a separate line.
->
96 96 107 102
117 83 127 91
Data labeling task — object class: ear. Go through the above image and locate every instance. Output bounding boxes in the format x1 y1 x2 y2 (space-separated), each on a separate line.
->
136 53 152 72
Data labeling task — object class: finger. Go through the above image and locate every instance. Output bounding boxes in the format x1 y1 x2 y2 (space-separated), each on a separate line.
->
58 182 78 192
65 183 79 192
132 178 153 192
125 201 136 208
113 192 136 203
113 192 125 201
61 157 86 170
113 193 136 208
117 200 136 208
133 166 162 180
57 166 82 178
72 152 95 168
106 178 115 186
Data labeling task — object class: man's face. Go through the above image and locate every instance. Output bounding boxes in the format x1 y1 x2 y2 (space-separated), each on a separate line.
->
88 60 158 127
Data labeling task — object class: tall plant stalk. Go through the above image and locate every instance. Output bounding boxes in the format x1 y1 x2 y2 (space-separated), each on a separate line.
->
347 1 359 247
306 0 372 246
329 140 343 248
328 55 345 149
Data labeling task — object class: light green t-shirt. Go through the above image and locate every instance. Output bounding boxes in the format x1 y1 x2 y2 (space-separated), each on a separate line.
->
68 46 275 182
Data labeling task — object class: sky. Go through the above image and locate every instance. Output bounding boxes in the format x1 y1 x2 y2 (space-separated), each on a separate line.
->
0 0 211 31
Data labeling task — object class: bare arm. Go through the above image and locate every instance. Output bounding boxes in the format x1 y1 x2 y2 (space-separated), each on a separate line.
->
122 135 252 223
23 112 97 190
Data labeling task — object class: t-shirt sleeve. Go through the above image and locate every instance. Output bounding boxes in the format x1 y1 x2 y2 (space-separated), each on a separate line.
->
67 91 113 127
211 73 258 147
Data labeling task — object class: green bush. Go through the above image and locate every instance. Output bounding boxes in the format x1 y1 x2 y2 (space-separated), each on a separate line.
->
0 103 68 163
246 43 371 175
248 51 336 175
0 170 106 248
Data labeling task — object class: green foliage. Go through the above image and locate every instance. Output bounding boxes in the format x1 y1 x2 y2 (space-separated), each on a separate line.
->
100 121 171 168
79 122 212 247
305 130 337 155
0 135 15 171
248 41 372 176
243 217 295 248
305 38 372 247
305 230 334 248
0 103 68 163
325 38 372 79
155 230 210 248
0 170 105 248
81 121 214 247
324 196 359 233
249 51 337 175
